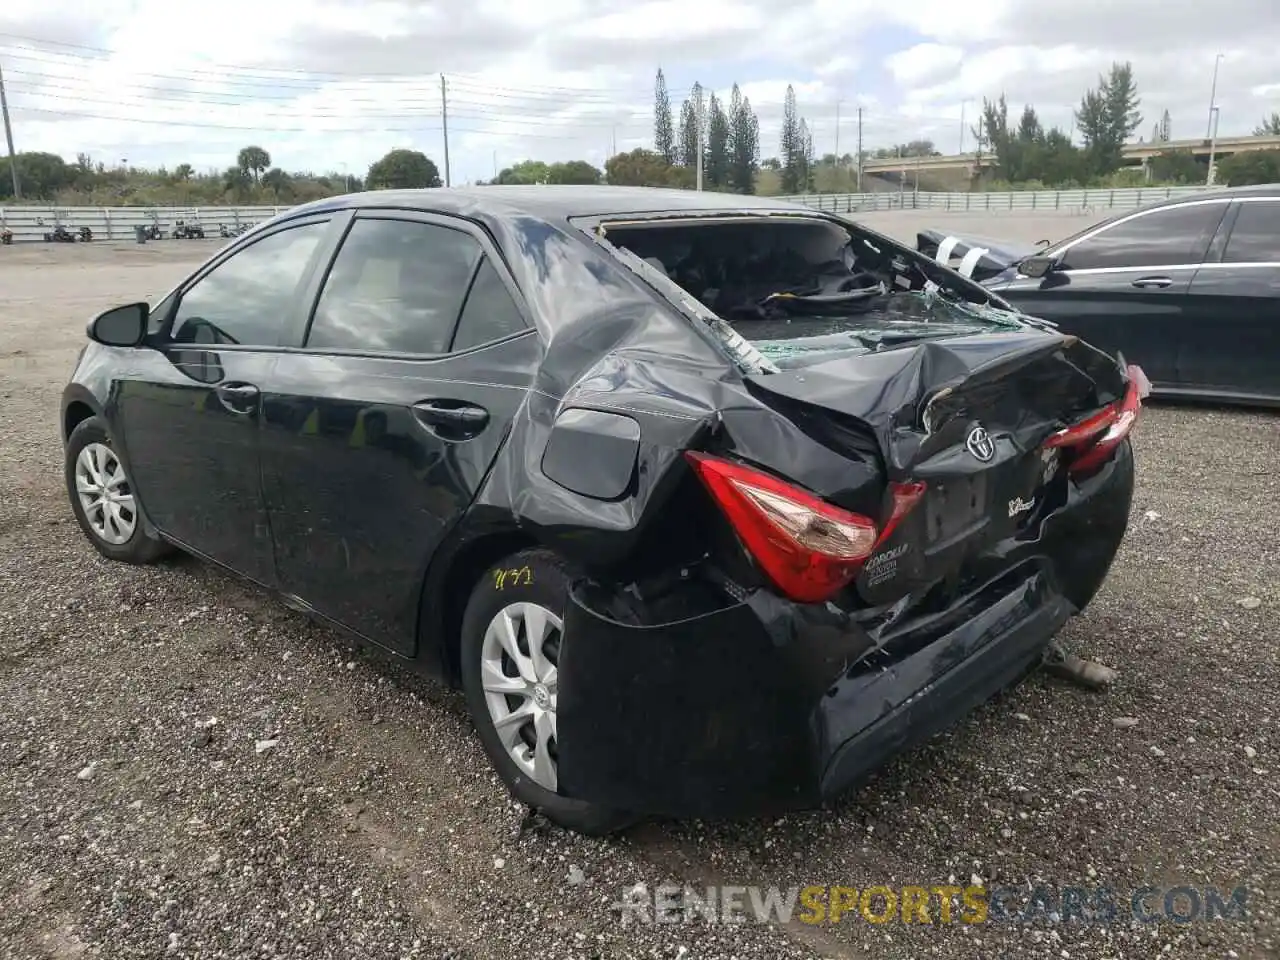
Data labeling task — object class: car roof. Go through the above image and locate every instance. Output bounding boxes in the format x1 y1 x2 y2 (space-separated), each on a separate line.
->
1140 183 1280 210
290 185 813 224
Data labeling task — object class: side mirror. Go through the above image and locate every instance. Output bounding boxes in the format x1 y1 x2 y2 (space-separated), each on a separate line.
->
87 302 149 347
1017 255 1057 279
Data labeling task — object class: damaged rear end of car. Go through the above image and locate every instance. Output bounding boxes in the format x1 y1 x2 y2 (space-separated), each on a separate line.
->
531 204 1147 820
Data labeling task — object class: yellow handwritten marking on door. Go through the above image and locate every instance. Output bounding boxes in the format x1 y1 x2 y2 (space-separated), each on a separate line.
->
493 566 534 590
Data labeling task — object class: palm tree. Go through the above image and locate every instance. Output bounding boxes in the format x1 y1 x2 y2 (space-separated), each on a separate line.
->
237 145 271 183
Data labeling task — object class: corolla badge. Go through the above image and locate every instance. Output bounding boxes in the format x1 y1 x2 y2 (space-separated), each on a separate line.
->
965 425 996 462
1008 496 1036 518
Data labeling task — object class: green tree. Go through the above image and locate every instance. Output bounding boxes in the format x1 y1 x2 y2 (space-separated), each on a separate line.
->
728 84 759 194
605 147 684 187
495 159 551 184
1148 150 1204 184
973 96 1088 185
1153 109 1172 142
173 163 194 182
236 145 271 183
1075 62 1142 176
654 68 676 164
705 93 731 188
366 149 442 189
798 119 815 192
976 95 1012 174
1216 150 1280 186
874 140 938 159
547 160 602 184
1254 112 1280 136
779 85 803 193
1033 129 1086 185
262 167 293 199
678 82 705 168
0 151 73 199
1016 106 1042 145
222 165 251 199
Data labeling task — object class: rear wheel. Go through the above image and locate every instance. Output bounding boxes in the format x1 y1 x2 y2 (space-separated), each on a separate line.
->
64 416 171 564
459 548 635 835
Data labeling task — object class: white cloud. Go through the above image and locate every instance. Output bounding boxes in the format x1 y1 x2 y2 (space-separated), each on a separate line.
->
885 44 964 87
0 0 1277 182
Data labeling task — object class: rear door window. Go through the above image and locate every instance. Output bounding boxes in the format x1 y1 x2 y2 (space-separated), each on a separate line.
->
451 257 528 352
306 217 483 354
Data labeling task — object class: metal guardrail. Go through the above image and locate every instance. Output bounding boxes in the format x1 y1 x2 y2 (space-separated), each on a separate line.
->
0 187 1222 244
0 204 285 243
774 186 1215 214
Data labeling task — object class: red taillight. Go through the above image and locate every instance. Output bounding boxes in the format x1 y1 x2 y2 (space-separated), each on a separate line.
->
1044 364 1146 477
1043 405 1117 449
684 452 880 604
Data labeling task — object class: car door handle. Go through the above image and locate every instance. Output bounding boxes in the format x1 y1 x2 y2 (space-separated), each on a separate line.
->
1131 276 1172 289
412 400 489 438
215 381 259 415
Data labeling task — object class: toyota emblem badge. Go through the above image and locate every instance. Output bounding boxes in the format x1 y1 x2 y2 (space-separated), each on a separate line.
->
966 425 995 462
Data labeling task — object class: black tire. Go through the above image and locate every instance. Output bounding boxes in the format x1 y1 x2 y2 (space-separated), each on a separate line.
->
64 416 171 565
459 547 636 836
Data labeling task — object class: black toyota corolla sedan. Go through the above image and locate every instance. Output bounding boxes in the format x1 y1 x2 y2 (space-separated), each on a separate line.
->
61 186 1145 834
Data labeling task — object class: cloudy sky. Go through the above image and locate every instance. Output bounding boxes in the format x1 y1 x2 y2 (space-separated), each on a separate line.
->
1 0 1277 184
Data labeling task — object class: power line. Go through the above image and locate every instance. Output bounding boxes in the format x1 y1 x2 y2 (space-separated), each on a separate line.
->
3 81 658 130
0 33 672 98
0 32 986 164
0 36 980 124
1 41 976 128
7 103 653 140
4 75 966 130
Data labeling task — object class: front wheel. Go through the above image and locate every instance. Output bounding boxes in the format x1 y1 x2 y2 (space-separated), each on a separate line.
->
459 548 635 835
64 416 172 564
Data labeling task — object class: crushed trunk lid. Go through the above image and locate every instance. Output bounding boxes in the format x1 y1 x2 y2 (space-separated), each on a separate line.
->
742 329 1130 606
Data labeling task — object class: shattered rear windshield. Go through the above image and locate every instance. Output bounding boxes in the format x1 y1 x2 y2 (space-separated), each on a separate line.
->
598 216 1026 372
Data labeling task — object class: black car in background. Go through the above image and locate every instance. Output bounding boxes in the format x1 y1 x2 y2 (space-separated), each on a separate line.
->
920 185 1280 405
61 187 1144 834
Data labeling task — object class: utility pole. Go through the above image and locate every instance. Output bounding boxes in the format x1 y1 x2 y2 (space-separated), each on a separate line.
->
0 60 20 199
1206 53 1224 140
440 74 452 187
611 125 617 157
695 96 705 191
959 99 969 154
492 150 497 181
974 115 984 180
1207 106 1221 185
856 106 863 192
834 99 841 161
898 144 905 203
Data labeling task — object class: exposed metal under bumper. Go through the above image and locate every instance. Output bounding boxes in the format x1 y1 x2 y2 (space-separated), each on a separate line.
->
818 569 1073 801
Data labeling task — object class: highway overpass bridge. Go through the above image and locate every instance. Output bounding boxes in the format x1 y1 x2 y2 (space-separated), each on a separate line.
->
860 133 1280 180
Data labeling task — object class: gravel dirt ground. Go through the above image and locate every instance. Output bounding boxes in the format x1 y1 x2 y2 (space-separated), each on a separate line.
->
1 220 1278 960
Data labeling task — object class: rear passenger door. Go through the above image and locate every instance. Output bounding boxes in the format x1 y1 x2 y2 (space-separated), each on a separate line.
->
1180 197 1280 398
258 211 540 655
